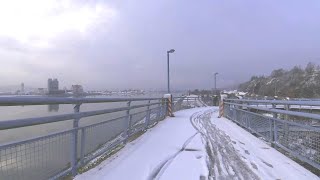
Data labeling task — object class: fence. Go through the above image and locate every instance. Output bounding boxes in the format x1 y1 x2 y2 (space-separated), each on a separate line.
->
0 96 186 180
223 99 320 170
173 96 201 112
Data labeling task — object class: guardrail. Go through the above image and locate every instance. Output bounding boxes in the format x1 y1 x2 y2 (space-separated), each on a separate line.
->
223 99 320 171
0 96 196 179
173 96 205 112
173 96 199 112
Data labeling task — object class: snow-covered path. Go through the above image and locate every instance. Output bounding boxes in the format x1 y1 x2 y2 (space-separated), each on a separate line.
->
192 110 260 179
75 107 319 180
193 109 319 180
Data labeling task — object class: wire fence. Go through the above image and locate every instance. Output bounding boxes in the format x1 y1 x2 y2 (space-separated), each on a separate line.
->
0 98 151 179
0 129 73 180
224 99 320 171
0 96 196 179
173 96 201 112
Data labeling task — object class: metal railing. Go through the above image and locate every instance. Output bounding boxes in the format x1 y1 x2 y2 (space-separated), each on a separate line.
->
223 98 320 170
0 96 178 180
173 96 202 112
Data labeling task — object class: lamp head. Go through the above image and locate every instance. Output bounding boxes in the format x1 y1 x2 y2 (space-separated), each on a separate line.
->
167 49 175 53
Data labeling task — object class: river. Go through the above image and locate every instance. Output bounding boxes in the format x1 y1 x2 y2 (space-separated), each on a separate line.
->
0 93 175 144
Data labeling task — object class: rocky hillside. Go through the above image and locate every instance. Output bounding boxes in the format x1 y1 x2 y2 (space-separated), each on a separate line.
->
239 63 320 98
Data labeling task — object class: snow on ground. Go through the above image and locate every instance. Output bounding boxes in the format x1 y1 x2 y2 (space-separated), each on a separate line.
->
75 107 319 180
207 110 319 180
75 107 210 180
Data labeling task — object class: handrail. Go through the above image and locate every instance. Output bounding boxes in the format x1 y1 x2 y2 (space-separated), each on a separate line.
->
224 102 320 121
0 102 161 130
0 95 198 179
225 98 320 106
0 96 164 106
223 98 320 170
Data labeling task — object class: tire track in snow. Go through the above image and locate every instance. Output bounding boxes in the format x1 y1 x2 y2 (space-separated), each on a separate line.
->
148 129 200 180
148 110 205 180
191 109 261 180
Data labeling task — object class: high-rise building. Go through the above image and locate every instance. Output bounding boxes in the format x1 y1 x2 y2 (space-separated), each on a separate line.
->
48 78 52 91
48 78 59 94
21 83 24 94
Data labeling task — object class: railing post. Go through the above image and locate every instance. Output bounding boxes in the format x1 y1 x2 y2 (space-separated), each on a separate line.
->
284 104 290 146
157 100 161 121
245 112 248 128
182 96 186 110
274 120 278 142
269 118 273 143
233 105 236 121
161 99 165 118
145 100 151 129
172 98 175 112
123 101 131 143
164 99 168 117
163 98 168 117
80 128 86 166
271 103 277 147
71 104 81 177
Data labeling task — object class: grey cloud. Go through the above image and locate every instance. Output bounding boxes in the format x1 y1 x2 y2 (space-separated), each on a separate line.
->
1 0 320 91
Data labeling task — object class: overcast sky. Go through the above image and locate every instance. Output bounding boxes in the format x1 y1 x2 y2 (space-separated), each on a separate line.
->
0 0 319 90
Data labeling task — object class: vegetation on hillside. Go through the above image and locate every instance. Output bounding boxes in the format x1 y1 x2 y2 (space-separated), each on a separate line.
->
239 62 320 98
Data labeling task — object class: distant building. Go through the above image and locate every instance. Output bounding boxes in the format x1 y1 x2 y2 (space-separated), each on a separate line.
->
48 78 62 95
37 88 46 95
21 83 24 94
71 85 84 95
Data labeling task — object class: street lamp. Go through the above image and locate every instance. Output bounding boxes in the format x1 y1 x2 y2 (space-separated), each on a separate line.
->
167 49 175 93
214 72 219 95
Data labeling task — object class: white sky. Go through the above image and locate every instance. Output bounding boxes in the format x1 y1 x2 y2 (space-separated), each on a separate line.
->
0 0 319 90
0 0 116 48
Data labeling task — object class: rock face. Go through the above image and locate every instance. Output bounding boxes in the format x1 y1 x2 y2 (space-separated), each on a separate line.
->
239 62 320 98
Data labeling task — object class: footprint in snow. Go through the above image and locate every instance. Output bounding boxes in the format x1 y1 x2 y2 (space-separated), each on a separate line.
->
250 162 258 170
261 160 273 168
245 150 250 155
261 147 270 149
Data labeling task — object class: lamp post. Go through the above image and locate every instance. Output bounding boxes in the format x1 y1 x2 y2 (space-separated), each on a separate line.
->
167 49 175 93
